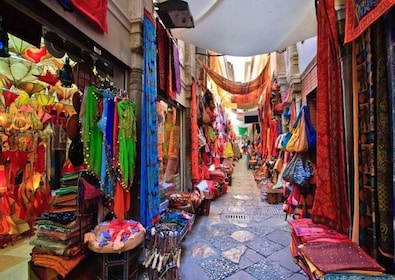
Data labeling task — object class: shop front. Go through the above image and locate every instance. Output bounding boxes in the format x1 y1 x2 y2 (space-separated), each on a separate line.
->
0 1 147 279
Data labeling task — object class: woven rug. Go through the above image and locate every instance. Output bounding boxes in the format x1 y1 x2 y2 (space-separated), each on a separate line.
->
345 0 395 44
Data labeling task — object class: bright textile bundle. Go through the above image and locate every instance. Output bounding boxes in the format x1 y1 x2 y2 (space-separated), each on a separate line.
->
85 219 145 253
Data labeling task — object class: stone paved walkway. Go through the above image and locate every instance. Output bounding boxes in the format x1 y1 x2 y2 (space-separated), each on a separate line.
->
178 156 307 280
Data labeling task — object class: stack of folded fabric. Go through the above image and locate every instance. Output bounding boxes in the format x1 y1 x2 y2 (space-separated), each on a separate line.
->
49 172 79 213
30 211 94 277
289 219 391 279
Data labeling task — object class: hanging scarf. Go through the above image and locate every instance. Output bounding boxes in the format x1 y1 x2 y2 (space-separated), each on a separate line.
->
140 10 160 227
311 0 349 234
156 18 169 93
190 79 200 183
98 90 115 197
172 41 181 94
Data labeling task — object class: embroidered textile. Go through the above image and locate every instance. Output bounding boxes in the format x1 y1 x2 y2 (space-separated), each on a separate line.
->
384 10 395 268
353 28 376 255
140 10 160 227
344 0 395 44
156 19 169 93
374 16 394 267
311 0 349 234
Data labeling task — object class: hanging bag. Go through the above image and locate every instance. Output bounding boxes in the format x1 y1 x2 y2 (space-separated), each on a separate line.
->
284 108 307 153
303 106 317 149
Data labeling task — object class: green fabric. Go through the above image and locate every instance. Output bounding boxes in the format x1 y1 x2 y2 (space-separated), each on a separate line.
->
117 99 137 189
83 86 102 177
238 126 247 135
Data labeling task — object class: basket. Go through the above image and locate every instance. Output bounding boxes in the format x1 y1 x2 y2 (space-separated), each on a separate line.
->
167 191 192 208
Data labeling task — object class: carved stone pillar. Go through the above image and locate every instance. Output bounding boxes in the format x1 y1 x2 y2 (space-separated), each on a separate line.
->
285 44 302 110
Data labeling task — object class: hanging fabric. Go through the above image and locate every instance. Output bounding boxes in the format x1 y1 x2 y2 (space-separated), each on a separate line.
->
311 0 349 234
140 10 160 227
344 0 395 44
197 55 271 95
190 80 201 182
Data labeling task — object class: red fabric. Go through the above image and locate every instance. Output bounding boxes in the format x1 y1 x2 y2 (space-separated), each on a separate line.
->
156 19 169 93
311 0 349 234
344 0 395 44
269 118 279 158
167 39 176 100
112 99 129 222
71 0 108 33
190 79 200 183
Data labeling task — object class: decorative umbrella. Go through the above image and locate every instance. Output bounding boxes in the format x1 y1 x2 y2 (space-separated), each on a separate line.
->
0 56 42 87
14 91 30 108
54 81 77 100
34 70 59 86
21 46 52 64
18 81 46 96
8 34 31 56
1 89 18 107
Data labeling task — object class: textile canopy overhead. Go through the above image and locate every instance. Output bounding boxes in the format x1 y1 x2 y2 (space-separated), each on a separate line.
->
171 0 317 56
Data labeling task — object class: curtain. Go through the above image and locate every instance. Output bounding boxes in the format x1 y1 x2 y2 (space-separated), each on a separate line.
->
140 10 160 227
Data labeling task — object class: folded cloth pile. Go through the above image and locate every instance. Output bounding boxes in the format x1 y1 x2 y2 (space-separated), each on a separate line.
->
289 219 390 279
30 211 94 276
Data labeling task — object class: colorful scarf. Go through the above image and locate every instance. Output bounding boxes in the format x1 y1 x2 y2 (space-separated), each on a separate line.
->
140 10 160 227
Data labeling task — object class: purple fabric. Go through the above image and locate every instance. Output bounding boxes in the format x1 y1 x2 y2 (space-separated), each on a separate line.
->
172 41 181 94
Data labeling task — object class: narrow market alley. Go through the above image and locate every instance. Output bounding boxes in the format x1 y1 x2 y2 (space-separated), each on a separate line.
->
176 156 306 280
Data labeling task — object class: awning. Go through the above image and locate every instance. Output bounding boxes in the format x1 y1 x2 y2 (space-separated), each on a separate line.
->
172 0 317 56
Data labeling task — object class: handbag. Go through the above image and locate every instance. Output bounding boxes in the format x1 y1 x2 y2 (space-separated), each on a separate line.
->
282 153 314 187
286 110 308 153
303 106 317 149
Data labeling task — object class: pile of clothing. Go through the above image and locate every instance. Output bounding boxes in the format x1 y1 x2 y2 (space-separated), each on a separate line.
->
30 211 94 278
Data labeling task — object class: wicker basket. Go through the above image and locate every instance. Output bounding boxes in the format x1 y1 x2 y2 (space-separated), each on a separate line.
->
167 191 192 208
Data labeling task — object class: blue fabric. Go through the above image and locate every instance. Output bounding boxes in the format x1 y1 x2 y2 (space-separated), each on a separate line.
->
140 10 160 227
302 105 317 149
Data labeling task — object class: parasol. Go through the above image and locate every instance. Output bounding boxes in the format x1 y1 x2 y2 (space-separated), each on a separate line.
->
34 70 59 86
21 46 52 64
54 81 77 100
18 81 46 96
14 91 30 108
0 56 42 87
8 34 31 56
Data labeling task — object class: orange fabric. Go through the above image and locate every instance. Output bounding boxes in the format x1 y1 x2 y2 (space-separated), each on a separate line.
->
197 55 271 95
32 253 85 278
